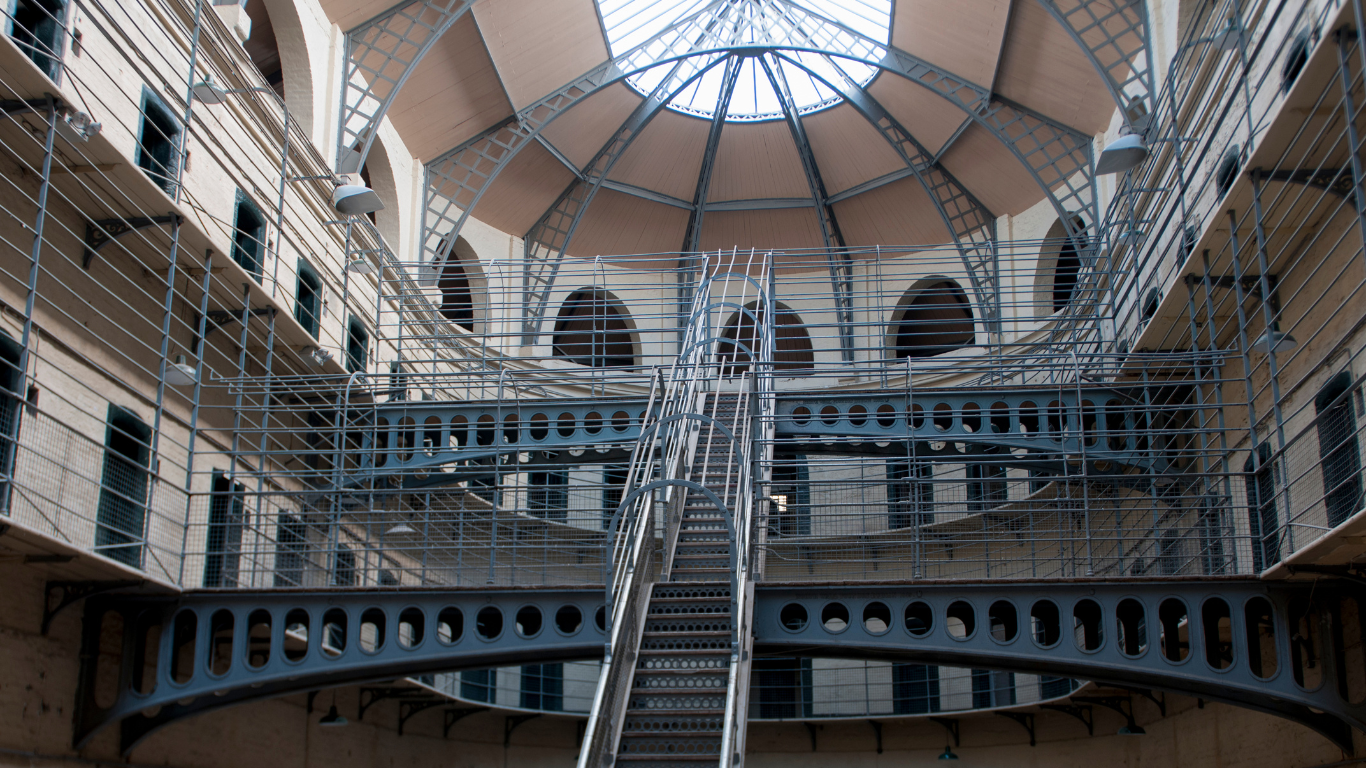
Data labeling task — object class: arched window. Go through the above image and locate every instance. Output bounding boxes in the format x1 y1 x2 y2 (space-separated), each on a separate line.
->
438 237 475 331
552 289 636 368
1036 218 1085 316
718 302 814 375
888 281 974 358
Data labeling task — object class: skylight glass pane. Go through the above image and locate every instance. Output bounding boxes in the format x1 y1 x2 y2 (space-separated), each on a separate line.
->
597 0 891 121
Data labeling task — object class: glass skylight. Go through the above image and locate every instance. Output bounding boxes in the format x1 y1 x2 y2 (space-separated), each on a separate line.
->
596 0 892 122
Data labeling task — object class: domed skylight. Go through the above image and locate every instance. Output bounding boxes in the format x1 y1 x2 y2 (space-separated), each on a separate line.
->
597 0 892 122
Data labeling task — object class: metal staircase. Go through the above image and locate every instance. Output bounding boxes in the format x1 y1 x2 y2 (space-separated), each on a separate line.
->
579 252 774 768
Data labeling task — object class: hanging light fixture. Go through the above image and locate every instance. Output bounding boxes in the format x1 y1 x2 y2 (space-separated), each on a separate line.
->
346 257 375 274
1251 323 1297 354
1096 133 1149 174
190 76 230 104
165 354 198 386
386 521 417 536
938 745 960 760
318 691 348 726
1117 722 1147 735
318 703 348 726
1209 15 1245 52
306 346 333 368
333 184 384 216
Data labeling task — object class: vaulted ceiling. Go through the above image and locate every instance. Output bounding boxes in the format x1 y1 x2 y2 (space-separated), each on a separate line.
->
322 0 1123 256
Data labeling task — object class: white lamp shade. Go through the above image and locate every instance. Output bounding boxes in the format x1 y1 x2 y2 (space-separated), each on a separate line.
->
333 184 384 215
165 355 197 386
1096 134 1149 174
346 258 375 274
191 79 229 104
1251 328 1297 354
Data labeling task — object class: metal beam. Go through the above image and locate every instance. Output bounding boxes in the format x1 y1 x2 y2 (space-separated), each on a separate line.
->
1034 0 1154 133
759 53 856 362
518 53 731 347
753 580 1363 751
338 0 476 174
781 52 1000 331
678 54 744 350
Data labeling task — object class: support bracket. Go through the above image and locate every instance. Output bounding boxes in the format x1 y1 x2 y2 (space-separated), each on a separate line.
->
929 716 960 747
83 215 180 269
1072 695 1143 732
1039 703 1093 736
443 707 487 738
398 697 446 735
1252 167 1354 202
42 580 143 635
504 714 539 747
995 711 1036 746
357 686 419 721
867 720 882 754
204 308 274 339
804 722 818 752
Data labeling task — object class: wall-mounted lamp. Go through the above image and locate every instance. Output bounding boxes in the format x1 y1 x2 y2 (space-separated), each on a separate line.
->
165 354 197 386
1251 325 1297 354
57 109 101 143
1097 133 1149 174
386 521 417 536
938 745 959 760
318 704 348 727
1208 16 1245 51
306 346 333 368
346 257 375 275
333 184 384 216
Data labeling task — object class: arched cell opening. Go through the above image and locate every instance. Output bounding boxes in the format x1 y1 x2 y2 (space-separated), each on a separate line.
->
887 280 974 358
1035 217 1086 317
718 301 814 375
552 289 637 368
439 236 476 331
240 0 314 133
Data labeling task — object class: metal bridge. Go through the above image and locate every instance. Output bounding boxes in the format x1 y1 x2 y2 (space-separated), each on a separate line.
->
73 578 1366 754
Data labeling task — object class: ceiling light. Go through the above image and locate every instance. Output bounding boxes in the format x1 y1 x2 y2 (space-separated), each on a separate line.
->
386 522 417 536
1251 326 1297 354
1113 228 1145 249
318 704 348 727
346 257 374 275
165 355 197 386
191 77 229 105
1117 723 1146 735
1097 134 1149 174
938 745 959 760
333 184 384 216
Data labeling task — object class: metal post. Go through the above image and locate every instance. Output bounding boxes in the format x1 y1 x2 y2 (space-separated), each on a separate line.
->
270 105 291 299
251 308 278 582
174 0 203 204
176 251 214 586
13 95 57 482
145 215 183 573
1336 30 1366 268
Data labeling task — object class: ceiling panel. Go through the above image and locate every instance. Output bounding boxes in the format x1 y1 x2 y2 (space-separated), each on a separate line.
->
698 208 826 252
608 110 711 201
540 83 642 170
319 0 389 34
867 74 969 155
833 175 952 246
470 141 577 236
474 0 610 111
993 0 1114 134
938 123 1046 217
565 189 691 259
386 14 513 161
891 0 1012 87
707 121 811 202
802 104 906 196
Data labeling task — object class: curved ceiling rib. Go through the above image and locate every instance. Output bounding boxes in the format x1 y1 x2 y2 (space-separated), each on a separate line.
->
421 0 1099 298
780 52 999 330
338 0 476 174
759 53 855 361
518 53 731 347
1033 0 1154 132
